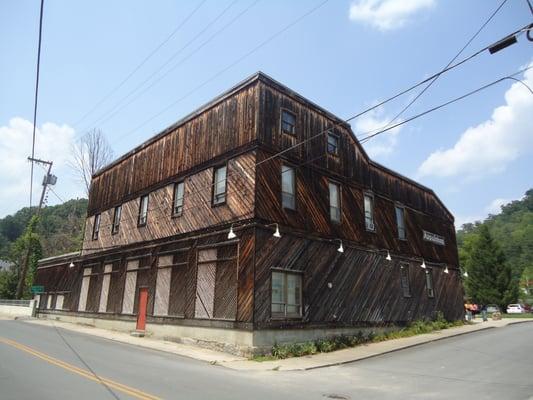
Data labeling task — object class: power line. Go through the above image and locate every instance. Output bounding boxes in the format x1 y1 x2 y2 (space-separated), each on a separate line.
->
72 0 207 128
85 66 533 237
358 66 533 144
80 0 260 134
29 0 45 211
373 0 508 133
110 0 331 145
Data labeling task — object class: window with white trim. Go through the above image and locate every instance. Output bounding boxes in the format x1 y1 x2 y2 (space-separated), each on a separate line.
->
271 271 302 318
395 205 406 240
92 214 100 240
173 181 185 216
364 193 375 231
328 181 341 223
111 205 122 234
281 164 296 210
138 195 149 226
213 165 227 205
281 110 296 135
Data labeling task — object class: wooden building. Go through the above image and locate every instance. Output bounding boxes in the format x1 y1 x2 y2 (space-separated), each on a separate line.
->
35 72 464 354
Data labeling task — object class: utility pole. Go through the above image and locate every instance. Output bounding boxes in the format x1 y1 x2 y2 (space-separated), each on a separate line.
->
16 157 56 299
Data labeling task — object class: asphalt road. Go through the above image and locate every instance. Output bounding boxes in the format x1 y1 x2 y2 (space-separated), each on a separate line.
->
0 320 532 400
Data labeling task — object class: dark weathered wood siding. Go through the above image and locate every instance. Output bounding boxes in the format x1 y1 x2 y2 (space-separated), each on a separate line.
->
83 152 255 254
36 228 256 326
253 227 464 328
87 82 259 216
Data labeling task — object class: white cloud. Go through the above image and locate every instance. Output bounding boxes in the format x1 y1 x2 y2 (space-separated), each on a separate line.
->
348 0 435 31
0 117 82 217
354 108 402 158
418 64 533 180
485 198 512 215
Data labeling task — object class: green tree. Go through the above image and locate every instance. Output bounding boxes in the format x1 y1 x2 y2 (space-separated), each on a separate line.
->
463 225 518 310
11 215 43 299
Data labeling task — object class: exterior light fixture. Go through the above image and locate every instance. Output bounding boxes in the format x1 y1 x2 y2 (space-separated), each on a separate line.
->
488 34 518 54
337 240 344 253
420 260 427 269
69 261 75 268
463 271 469 278
273 223 281 238
444 266 449 274
227 225 236 239
385 251 392 261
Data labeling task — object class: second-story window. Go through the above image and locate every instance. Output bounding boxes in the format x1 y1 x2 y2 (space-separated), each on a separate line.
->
328 181 341 223
327 132 339 155
213 165 227 205
281 164 296 210
138 195 149 226
395 205 406 240
92 214 100 240
364 193 375 231
173 181 185 216
425 269 435 298
111 205 122 234
281 110 296 135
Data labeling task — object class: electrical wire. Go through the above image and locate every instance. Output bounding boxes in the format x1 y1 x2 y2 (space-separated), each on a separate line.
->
29 0 45 211
358 66 533 144
109 0 331 145
78 0 246 135
370 0 509 135
72 0 207 128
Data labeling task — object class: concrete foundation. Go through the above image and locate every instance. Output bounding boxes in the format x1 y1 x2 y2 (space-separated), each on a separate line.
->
0 300 36 318
38 312 401 356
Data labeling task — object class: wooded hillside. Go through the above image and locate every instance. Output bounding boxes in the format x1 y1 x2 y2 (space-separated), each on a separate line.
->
457 189 533 301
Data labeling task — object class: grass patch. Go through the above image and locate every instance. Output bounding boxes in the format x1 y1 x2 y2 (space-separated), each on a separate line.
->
253 312 464 361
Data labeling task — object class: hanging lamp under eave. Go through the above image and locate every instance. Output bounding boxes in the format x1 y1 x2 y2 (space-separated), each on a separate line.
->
385 251 392 261
273 223 281 238
227 225 236 239
337 240 344 253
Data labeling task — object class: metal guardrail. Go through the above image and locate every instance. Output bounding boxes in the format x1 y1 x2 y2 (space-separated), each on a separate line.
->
0 299 32 307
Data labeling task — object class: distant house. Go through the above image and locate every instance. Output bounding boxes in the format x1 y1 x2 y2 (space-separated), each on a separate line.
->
35 72 464 354
0 259 13 272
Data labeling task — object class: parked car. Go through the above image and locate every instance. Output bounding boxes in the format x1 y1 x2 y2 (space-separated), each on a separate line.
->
485 304 500 313
506 304 526 314
523 304 532 313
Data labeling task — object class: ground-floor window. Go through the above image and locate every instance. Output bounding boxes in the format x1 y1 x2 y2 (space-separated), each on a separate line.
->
271 270 302 318
400 263 411 297
55 294 64 310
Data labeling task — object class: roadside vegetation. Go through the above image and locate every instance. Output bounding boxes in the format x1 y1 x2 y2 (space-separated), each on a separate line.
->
253 313 464 361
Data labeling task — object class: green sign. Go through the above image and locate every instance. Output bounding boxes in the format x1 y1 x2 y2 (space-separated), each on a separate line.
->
31 285 44 294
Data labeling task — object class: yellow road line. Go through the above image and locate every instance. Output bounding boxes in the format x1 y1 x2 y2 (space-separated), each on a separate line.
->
0 337 161 400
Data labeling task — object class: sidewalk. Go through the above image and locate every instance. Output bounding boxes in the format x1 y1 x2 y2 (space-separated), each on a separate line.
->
16 316 533 371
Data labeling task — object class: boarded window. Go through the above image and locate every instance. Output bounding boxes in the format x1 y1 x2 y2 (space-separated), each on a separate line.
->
395 206 406 240
55 295 64 310
172 181 185 216
122 260 138 314
329 181 341 223
154 255 173 316
281 164 296 210
138 195 149 226
327 132 339 155
281 110 296 135
112 205 122 234
364 193 375 231
98 264 113 313
271 271 302 318
213 166 227 205
400 263 411 297
92 214 100 240
78 267 91 312
426 269 435 298
195 249 217 319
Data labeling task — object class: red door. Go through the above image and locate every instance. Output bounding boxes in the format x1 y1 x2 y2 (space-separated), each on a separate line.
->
136 288 148 331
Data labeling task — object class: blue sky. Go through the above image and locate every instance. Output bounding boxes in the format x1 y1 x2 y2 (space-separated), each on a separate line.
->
1 0 532 227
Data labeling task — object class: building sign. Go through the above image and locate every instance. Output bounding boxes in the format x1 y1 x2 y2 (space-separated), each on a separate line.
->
422 230 445 246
